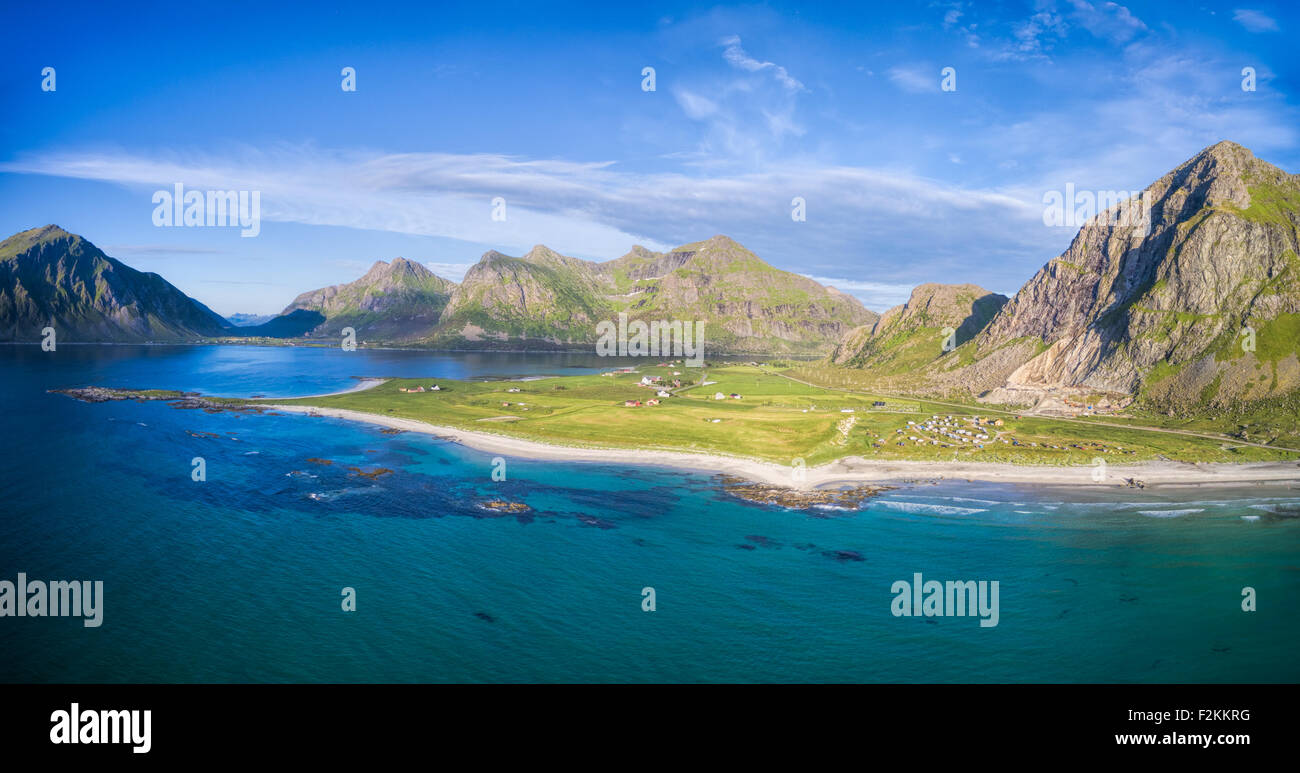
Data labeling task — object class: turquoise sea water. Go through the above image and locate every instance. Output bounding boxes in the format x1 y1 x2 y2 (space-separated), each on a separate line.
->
1 344 1297 683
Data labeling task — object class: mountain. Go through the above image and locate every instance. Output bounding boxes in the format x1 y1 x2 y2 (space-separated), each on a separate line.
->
428 235 877 353
928 141 1300 412
433 245 613 346
233 308 326 338
282 257 456 341
0 225 232 342
226 312 274 326
828 283 1007 377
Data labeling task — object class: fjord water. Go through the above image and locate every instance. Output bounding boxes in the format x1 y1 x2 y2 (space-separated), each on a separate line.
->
1 345 1297 683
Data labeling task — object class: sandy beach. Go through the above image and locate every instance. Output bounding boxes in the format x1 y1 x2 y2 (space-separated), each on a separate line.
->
264 403 1300 490
267 378 388 399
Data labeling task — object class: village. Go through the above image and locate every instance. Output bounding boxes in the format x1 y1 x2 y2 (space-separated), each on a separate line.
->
861 413 1137 456
346 366 1151 462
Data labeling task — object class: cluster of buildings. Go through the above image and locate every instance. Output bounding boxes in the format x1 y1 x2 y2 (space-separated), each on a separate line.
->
890 414 1005 448
398 384 441 393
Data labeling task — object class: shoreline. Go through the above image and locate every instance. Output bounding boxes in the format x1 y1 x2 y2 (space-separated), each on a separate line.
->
263 404 1300 490
270 378 388 400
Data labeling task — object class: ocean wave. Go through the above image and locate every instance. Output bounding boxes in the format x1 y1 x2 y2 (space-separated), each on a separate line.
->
1137 509 1204 518
1241 515 1261 522
874 500 987 516
892 494 1003 506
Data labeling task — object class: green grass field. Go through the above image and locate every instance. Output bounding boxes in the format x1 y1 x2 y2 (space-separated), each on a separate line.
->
254 364 1300 467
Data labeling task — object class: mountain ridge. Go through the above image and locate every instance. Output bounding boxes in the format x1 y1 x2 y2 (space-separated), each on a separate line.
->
0 225 232 342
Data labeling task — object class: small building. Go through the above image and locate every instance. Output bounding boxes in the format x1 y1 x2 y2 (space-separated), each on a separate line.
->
714 392 726 400
647 399 660 406
657 390 671 398
730 393 742 399
624 400 642 407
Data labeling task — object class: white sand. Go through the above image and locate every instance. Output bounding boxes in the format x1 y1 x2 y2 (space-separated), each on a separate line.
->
266 378 388 400
263 404 1300 490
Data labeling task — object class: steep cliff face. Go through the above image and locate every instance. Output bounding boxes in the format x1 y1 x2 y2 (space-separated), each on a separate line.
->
932 141 1300 409
0 225 232 342
428 235 876 352
434 246 613 345
283 257 456 341
829 283 1006 376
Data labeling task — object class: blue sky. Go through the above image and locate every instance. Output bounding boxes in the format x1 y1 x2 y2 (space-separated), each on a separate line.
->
2 0 1297 316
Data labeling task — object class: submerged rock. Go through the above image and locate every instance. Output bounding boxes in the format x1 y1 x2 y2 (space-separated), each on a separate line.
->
476 500 531 514
347 466 394 480
717 475 892 510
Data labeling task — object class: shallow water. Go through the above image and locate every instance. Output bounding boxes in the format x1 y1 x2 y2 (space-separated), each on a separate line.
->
1 345 1297 682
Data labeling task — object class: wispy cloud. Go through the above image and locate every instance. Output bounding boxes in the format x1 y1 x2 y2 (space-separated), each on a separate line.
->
0 145 1048 308
1068 0 1147 43
800 275 917 310
979 1 1146 61
425 261 476 283
1233 9 1280 32
102 244 224 256
720 35 805 91
887 65 939 93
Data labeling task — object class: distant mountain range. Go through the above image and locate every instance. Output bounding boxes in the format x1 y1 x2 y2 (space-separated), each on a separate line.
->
3 139 1297 415
226 312 275 327
0 227 873 353
426 235 876 352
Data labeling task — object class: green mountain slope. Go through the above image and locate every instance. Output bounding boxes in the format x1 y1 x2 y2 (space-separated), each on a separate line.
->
828 283 1007 378
281 257 456 342
0 225 232 342
428 235 876 353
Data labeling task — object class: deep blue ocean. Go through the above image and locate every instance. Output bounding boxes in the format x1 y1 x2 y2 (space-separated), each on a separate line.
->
2 344 1297 683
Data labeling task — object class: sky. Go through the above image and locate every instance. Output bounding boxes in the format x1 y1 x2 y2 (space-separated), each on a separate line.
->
1 0 1297 316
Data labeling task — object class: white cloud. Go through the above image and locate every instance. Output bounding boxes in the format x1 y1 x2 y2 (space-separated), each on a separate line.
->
1068 1 1147 43
800 275 917 310
1233 9 1279 32
425 261 476 283
0 144 1047 296
887 65 938 93
720 35 805 92
674 89 720 120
